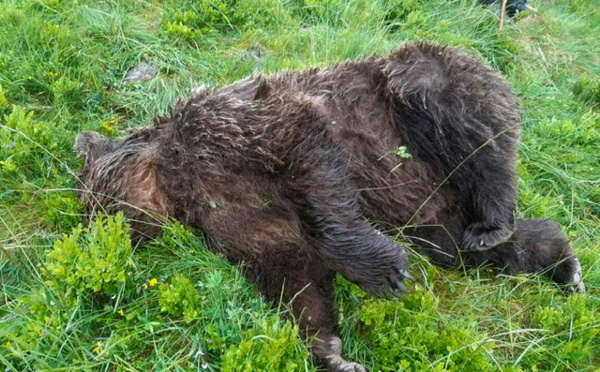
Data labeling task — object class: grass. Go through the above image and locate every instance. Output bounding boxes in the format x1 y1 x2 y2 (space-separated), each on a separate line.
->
0 0 598 371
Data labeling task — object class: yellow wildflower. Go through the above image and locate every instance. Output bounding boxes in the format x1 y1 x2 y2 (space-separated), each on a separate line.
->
93 341 103 354
102 120 115 133
101 117 119 134
148 278 159 287
118 309 125 316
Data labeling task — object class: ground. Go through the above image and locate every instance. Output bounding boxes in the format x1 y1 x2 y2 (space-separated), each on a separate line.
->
0 0 598 371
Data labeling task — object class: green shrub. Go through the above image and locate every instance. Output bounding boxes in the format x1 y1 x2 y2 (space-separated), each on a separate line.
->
359 288 497 371
1 108 48 175
0 106 72 180
49 76 84 106
572 75 600 106
162 0 290 40
0 0 598 370
0 84 7 113
384 0 423 30
221 318 313 372
40 192 82 232
42 212 133 296
162 0 235 40
158 274 201 323
1 213 137 370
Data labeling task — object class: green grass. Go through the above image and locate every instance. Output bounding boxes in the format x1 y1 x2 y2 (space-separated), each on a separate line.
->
1 0 598 371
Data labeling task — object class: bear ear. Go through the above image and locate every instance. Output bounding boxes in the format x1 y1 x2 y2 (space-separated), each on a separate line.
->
220 75 271 101
74 131 108 161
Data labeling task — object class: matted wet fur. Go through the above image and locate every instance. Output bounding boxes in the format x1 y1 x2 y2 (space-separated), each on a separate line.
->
75 42 585 372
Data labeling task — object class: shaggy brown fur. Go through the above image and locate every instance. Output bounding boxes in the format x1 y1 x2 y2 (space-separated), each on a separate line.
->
75 42 585 372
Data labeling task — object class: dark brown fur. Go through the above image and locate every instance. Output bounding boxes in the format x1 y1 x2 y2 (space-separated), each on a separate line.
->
75 42 585 372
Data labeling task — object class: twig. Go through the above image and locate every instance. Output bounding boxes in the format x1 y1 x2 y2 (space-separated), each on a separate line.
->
526 4 538 13
499 0 508 32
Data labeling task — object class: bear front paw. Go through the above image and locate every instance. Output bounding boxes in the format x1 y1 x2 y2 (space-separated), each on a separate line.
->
318 336 369 372
332 361 368 372
353 253 413 300
461 222 514 251
558 255 586 294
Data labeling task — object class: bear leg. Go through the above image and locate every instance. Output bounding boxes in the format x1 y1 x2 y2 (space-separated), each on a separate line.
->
383 42 521 250
249 249 367 372
469 219 586 293
285 136 411 298
408 218 585 292
459 149 517 251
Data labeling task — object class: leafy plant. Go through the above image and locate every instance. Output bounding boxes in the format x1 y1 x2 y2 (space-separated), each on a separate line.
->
158 274 201 323
395 145 412 159
0 0 598 370
42 212 133 296
221 318 313 372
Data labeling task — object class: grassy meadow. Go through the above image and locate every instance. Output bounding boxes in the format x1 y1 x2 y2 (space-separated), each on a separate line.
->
0 0 598 370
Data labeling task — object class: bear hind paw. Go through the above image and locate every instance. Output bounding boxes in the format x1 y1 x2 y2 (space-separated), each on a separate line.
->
461 222 514 251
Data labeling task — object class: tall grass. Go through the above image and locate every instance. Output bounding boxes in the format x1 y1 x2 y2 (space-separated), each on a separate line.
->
1 0 598 370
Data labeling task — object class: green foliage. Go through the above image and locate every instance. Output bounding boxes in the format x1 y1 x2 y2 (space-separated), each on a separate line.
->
518 109 599 224
40 192 82 231
572 75 600 106
221 318 312 372
0 85 7 113
42 212 133 295
395 145 413 159
0 213 137 370
359 288 497 371
290 0 349 25
0 106 79 231
0 0 599 370
158 274 201 323
1 215 314 370
162 0 287 40
232 0 290 29
384 0 424 30
1 107 51 175
49 76 84 106
163 17 202 40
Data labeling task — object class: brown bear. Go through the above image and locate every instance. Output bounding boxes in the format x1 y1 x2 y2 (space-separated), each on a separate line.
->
75 42 585 372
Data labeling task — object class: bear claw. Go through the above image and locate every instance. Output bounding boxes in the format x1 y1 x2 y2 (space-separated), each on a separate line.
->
399 269 414 281
334 362 368 372
461 222 513 251
362 268 412 300
566 258 586 294
321 337 368 372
